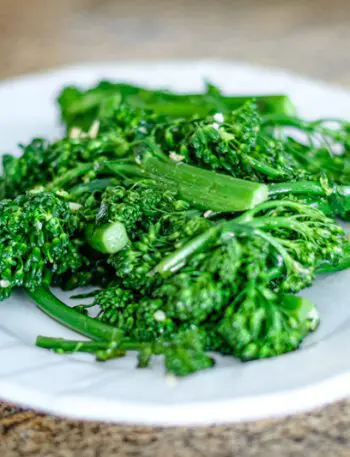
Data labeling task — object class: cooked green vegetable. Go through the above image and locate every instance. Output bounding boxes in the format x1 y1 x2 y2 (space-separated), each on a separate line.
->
58 80 296 131
30 200 345 364
0 192 83 299
0 80 348 377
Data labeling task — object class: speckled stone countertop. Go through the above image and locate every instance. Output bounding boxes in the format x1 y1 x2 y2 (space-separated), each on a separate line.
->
1 0 350 455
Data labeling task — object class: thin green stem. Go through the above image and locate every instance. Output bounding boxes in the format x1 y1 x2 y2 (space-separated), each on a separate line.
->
46 163 93 191
70 178 117 196
245 156 288 179
234 199 319 223
26 287 122 341
36 336 149 353
151 222 225 274
268 181 328 197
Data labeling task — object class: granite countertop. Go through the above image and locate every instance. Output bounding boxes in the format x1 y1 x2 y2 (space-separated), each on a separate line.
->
1 0 350 455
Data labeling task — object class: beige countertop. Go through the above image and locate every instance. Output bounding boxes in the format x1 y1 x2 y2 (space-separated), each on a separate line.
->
1 0 350 455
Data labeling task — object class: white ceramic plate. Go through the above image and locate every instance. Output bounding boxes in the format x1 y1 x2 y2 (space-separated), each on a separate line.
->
0 61 349 426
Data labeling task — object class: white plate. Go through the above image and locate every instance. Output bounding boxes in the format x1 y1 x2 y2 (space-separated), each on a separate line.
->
0 61 349 426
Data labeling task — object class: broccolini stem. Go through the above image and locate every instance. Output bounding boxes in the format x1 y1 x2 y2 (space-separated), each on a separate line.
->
70 178 118 196
245 157 290 179
268 181 350 219
268 181 328 197
26 287 122 341
37 337 113 352
140 148 269 212
103 162 146 179
262 114 345 135
151 223 224 274
47 162 144 192
269 181 350 200
36 336 149 353
85 221 129 254
46 163 94 191
154 219 269 275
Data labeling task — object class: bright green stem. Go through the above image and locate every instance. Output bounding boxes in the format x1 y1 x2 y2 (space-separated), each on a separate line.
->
246 157 288 179
269 181 350 219
26 287 122 341
70 178 117 196
85 221 129 254
37 337 113 352
36 336 148 353
103 162 146 179
46 163 93 191
151 223 224 274
153 219 255 274
268 180 328 197
262 114 344 136
47 162 144 192
141 152 268 212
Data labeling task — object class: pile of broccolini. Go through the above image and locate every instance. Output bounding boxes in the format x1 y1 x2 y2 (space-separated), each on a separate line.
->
1 81 349 377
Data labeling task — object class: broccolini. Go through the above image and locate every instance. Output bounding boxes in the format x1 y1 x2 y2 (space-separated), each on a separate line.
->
0 80 348 377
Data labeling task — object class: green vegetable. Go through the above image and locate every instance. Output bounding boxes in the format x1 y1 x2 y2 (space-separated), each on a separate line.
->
219 294 318 360
58 80 296 131
31 288 213 376
0 192 83 299
75 200 343 361
85 221 129 254
137 140 269 212
263 115 350 185
316 241 350 274
28 286 121 341
0 80 348 377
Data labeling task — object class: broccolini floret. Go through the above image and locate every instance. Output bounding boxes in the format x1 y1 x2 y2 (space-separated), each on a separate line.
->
0 192 84 299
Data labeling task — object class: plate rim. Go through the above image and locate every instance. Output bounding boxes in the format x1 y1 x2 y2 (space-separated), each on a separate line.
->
1 370 350 426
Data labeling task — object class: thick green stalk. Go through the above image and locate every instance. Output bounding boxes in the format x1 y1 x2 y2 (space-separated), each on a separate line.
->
26 287 122 341
141 151 268 212
85 221 129 254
